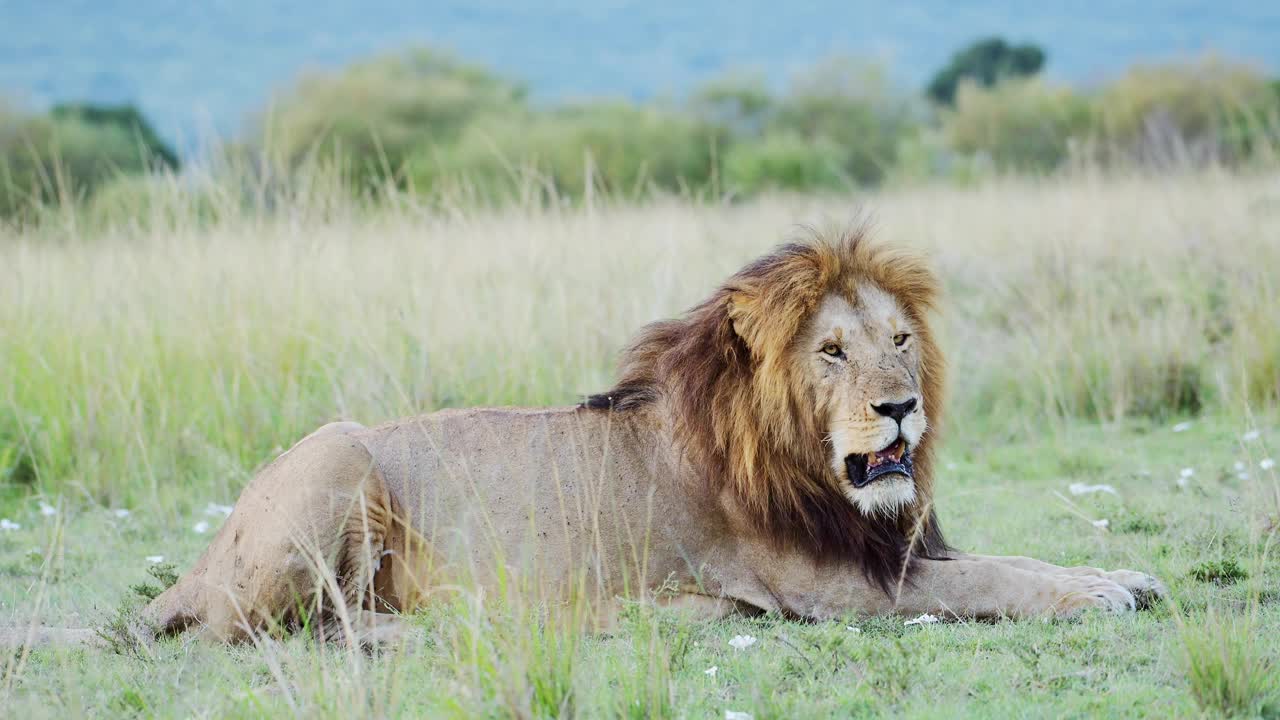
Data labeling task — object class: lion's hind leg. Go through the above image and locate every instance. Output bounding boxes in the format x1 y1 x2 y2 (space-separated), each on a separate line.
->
143 427 395 644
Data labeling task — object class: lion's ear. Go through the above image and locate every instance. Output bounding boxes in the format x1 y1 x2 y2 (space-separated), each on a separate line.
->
725 290 766 355
723 243 832 359
726 284 817 360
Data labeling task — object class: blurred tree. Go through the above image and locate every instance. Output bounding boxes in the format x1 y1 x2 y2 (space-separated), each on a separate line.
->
927 37 1046 105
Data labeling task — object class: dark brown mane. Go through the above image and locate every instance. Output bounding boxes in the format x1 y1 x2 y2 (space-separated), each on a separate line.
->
585 228 949 592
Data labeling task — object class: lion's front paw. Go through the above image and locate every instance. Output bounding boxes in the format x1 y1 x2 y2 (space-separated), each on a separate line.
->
1101 570 1168 610
1047 576 1136 618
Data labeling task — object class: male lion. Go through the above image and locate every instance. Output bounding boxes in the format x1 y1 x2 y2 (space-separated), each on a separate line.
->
142 230 1164 644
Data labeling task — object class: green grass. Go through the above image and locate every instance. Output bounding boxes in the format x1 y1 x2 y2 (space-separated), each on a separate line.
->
1189 559 1251 586
1 172 1278 716
1 413 1277 717
1178 605 1278 718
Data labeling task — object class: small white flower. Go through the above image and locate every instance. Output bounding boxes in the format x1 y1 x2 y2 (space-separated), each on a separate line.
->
1261 458 1276 471
0 518 20 531
1243 430 1260 442
1234 461 1246 472
905 613 940 626
728 635 757 651
725 711 753 720
204 503 233 518
846 625 862 633
704 666 718 677
1180 468 1195 479
1069 483 1117 496
1172 421 1192 433
39 501 57 517
1092 519 1110 529
1237 472 1250 481
945 462 957 471
146 555 165 563
112 508 131 519
193 520 210 534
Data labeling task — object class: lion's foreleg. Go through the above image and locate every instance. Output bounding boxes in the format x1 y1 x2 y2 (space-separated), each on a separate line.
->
733 552 1142 621
889 558 1142 619
955 553 1167 608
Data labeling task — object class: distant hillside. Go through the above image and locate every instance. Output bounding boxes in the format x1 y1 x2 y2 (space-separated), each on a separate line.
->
1 0 1277 149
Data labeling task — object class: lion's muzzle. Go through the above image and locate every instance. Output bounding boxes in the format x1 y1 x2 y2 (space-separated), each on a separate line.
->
845 438 913 488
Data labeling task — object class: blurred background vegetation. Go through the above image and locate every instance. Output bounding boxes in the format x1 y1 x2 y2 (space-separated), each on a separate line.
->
2 37 1279 222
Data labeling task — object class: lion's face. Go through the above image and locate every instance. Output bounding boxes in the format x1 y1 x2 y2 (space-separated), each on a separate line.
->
798 285 928 517
589 232 945 569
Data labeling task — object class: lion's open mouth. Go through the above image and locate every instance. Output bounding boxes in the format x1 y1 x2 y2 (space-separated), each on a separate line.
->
845 438 913 488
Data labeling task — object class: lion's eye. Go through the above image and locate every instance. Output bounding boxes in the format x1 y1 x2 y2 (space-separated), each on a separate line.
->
821 343 843 357
893 333 911 348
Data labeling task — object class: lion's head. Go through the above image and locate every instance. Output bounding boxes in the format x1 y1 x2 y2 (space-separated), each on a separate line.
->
586 228 948 588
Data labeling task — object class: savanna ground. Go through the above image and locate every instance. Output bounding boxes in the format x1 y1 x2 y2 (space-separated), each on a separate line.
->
1 172 1278 717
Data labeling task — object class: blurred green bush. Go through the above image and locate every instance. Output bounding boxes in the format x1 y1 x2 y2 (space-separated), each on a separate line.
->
1093 58 1280 166
254 48 526 191
722 132 846 194
407 102 724 202
50 103 179 170
941 57 1280 173
944 77 1094 172
1 101 178 219
767 59 918 186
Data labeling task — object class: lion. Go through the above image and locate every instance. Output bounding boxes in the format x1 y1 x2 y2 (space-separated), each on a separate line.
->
137 228 1164 644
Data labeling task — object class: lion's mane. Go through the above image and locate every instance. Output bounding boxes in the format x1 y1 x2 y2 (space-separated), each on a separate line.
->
586 228 950 590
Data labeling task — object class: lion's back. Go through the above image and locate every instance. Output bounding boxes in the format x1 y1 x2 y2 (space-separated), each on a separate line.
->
352 404 722 596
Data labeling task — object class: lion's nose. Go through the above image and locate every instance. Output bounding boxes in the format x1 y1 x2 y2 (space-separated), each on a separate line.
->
871 397 918 423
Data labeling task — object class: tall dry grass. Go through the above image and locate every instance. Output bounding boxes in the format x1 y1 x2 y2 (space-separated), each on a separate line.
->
2 170 1278 511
